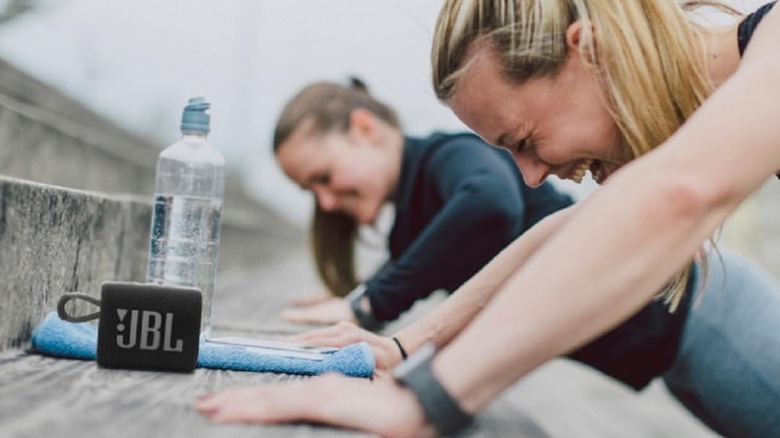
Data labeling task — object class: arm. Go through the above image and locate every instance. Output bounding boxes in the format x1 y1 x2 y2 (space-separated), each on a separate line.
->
288 204 575 373
196 204 576 434
393 204 575 355
433 8 780 414
366 140 538 321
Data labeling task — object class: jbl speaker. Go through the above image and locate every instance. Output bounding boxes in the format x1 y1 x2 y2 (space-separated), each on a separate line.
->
95 282 202 372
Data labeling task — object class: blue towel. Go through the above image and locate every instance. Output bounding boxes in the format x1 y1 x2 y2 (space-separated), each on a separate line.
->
31 312 374 378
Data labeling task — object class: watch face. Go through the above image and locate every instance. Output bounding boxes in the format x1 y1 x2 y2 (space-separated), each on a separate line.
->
393 342 436 379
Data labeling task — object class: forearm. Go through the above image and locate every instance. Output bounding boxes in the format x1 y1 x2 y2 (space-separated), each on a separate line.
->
369 164 526 321
369 208 517 321
432 175 720 412
394 206 575 354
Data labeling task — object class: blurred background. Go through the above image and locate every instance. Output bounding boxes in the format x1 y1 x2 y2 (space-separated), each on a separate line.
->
0 0 775 273
0 2 777 437
0 0 592 227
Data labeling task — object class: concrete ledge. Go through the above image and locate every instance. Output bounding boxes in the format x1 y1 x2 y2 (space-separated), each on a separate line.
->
0 176 149 350
0 176 303 351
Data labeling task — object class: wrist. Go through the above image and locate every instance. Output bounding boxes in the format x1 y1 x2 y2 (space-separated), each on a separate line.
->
391 336 408 361
393 342 474 436
349 289 384 331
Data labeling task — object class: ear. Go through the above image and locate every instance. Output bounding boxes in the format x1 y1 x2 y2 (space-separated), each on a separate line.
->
565 20 597 64
347 107 380 146
565 20 582 52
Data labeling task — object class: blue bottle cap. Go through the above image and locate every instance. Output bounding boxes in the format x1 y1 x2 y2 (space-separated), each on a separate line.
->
181 97 211 133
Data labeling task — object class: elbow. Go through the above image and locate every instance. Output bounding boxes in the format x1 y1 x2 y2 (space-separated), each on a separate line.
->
457 175 525 239
475 199 523 241
653 173 736 227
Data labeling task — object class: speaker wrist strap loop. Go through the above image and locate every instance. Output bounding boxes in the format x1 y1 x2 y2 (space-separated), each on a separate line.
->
57 293 102 323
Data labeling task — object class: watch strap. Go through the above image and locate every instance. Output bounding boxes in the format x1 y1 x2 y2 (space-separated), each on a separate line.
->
347 285 383 331
393 343 474 436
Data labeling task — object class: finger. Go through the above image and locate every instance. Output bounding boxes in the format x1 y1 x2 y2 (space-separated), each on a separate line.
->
281 307 337 325
287 322 365 346
281 308 315 323
197 376 342 425
288 292 331 307
197 385 309 424
197 377 428 437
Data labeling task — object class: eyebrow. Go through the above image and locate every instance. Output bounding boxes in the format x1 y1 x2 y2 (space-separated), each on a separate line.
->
304 172 325 190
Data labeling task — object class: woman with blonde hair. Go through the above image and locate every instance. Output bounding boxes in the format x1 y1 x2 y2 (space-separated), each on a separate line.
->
198 2 780 436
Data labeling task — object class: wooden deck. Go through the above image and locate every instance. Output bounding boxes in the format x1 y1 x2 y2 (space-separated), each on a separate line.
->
0 246 717 438
0 248 549 438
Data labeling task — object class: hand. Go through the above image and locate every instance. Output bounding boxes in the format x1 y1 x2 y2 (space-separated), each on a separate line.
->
195 374 434 437
281 297 357 325
288 321 404 378
288 291 333 307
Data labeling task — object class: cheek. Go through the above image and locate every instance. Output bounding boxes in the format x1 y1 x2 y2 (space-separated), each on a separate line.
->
586 103 623 157
329 161 359 190
355 179 385 223
545 116 617 161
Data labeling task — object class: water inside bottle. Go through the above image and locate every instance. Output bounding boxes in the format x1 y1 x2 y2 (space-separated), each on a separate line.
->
147 194 222 336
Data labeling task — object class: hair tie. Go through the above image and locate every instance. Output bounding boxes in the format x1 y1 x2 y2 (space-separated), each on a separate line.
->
392 336 408 360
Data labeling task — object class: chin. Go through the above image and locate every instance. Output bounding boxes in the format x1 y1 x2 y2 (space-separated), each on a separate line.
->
358 207 382 226
353 210 371 225
361 214 377 226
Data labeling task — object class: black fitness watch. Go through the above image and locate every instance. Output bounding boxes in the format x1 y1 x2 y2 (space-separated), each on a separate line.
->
346 284 383 331
393 342 474 436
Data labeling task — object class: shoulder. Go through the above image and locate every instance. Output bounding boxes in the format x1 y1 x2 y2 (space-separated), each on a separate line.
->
738 1 777 56
739 1 780 61
423 132 513 170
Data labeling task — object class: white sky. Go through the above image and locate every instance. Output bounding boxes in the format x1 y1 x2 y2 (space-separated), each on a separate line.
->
0 0 767 224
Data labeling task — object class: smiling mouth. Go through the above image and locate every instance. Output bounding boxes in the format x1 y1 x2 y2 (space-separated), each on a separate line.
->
570 159 605 184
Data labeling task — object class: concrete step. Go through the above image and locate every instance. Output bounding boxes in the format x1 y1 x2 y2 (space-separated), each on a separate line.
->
0 175 304 351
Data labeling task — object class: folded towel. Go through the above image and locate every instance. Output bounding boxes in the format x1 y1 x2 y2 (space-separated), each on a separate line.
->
31 312 374 378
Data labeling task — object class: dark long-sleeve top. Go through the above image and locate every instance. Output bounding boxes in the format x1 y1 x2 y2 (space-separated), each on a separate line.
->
365 132 573 321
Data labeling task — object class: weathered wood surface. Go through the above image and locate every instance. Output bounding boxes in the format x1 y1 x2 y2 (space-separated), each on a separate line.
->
0 246 716 438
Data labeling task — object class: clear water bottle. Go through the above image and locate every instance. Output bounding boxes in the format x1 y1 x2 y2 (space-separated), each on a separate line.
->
146 97 224 338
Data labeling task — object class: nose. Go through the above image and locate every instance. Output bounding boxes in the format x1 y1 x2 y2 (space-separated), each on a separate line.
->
513 155 549 188
312 186 339 211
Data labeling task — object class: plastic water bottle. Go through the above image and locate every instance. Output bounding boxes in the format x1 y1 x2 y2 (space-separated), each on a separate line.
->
146 97 225 338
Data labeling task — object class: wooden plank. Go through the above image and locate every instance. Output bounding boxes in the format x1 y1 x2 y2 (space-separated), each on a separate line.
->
0 350 372 438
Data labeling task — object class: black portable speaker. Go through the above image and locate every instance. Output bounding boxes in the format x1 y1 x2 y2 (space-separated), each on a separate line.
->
58 281 202 372
96 282 202 372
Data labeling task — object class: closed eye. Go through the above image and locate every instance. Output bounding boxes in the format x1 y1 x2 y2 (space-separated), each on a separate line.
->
515 138 530 154
310 173 331 188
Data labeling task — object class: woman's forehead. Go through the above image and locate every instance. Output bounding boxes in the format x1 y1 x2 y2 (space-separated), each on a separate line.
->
448 46 520 142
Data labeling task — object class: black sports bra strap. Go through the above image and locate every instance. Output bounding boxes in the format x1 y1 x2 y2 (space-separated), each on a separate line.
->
737 2 776 56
